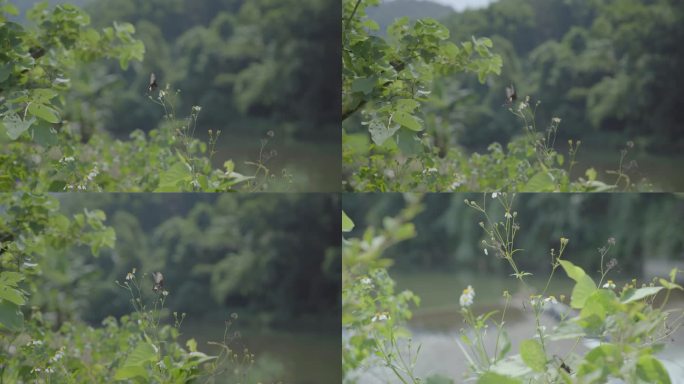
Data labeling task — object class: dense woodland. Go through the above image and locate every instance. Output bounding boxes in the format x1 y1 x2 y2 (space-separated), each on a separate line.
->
17 0 340 140
370 0 684 152
343 0 684 191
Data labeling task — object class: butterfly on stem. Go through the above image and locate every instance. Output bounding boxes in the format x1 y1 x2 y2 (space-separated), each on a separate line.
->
152 271 164 293
148 72 158 93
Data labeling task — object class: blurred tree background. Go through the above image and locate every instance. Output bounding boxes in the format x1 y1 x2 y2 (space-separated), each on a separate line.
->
343 193 684 276
15 0 341 190
43 193 340 382
52 193 340 326
365 0 684 189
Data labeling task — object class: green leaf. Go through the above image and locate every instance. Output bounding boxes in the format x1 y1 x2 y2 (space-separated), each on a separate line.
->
0 272 24 286
393 111 422 131
659 278 683 291
0 287 25 306
522 172 555 192
0 300 24 331
0 64 11 82
477 372 521 384
114 341 157 380
636 355 671 384
156 162 193 192
519 339 546 372
351 77 376 95
559 260 597 309
27 103 60 124
368 119 400 146
621 286 664 304
585 168 597 181
3 114 34 140
396 128 422 155
342 211 354 232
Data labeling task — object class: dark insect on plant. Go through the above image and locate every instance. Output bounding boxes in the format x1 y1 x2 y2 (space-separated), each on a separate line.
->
152 271 164 293
554 355 573 374
148 72 158 93
505 84 516 105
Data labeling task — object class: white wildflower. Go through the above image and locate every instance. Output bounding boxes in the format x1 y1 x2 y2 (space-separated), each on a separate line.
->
504 212 512 219
372 312 389 322
484 248 488 256
602 280 616 289
491 192 498 198
460 285 475 308
543 296 558 305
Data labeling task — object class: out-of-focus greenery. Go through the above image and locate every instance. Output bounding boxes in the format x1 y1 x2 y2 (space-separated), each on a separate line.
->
375 0 684 153
2 0 340 192
77 0 340 141
342 193 684 274
346 0 684 191
1 193 340 383
55 194 341 327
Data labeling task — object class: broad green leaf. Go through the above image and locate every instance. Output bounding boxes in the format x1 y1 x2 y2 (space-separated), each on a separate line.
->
0 64 11 82
621 286 664 304
156 162 193 192
368 120 400 146
113 365 147 381
1 3 19 16
425 375 453 384
351 77 376 95
636 355 671 384
396 128 422 155
0 300 24 331
659 278 683 290
559 260 597 309
520 339 546 372
477 372 521 384
114 341 157 380
342 211 354 232
0 272 24 286
4 114 34 140
28 103 60 123
0 287 25 306
393 111 422 131
522 172 555 192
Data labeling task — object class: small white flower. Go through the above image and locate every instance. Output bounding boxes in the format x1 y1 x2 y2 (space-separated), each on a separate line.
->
45 367 55 374
162 290 169 297
484 248 488 256
372 312 389 322
60 156 75 164
491 192 498 198
50 347 65 363
543 296 558 305
552 117 561 124
156 360 167 370
530 295 541 306
504 212 512 219
29 340 43 346
602 280 616 289
125 272 134 281
460 285 475 308
31 367 42 373
361 277 372 286
86 166 99 182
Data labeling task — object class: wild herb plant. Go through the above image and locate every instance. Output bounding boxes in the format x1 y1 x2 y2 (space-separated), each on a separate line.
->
0 193 256 383
342 196 425 383
342 194 683 383
342 0 647 192
0 1 289 192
